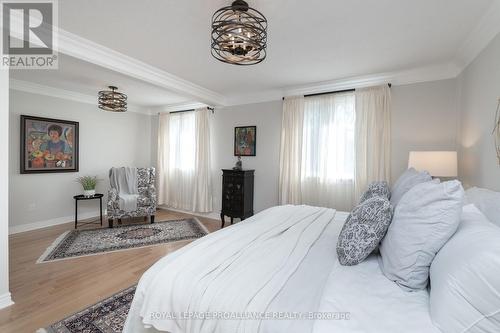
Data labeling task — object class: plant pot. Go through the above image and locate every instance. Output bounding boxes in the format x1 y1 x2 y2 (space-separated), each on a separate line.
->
83 189 96 197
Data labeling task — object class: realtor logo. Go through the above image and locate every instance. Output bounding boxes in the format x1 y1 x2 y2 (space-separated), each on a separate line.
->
1 0 58 68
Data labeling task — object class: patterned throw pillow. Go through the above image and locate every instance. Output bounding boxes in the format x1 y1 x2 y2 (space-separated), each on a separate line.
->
337 196 393 266
359 181 390 204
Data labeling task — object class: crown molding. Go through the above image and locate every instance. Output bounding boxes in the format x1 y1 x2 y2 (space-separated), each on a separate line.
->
154 102 212 113
284 63 461 98
6 12 225 106
56 29 226 106
223 62 461 106
453 1 500 72
9 79 150 115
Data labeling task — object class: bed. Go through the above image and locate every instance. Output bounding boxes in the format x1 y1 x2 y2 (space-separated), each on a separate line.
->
123 204 440 333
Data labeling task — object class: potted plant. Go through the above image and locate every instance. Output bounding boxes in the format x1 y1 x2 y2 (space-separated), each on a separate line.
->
76 176 99 197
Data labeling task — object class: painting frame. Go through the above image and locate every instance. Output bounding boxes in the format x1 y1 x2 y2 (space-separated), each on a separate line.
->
20 115 79 174
234 126 257 157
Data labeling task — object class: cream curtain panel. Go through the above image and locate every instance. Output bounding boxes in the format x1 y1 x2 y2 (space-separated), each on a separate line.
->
157 108 213 212
279 85 391 211
354 85 391 199
279 96 305 205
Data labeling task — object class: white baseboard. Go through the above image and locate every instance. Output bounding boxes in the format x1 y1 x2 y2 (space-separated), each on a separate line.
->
158 206 220 221
9 211 103 235
0 292 14 309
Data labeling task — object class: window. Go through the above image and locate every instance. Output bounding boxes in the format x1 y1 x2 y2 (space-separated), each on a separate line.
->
157 109 213 212
301 93 355 182
168 111 196 173
279 86 390 211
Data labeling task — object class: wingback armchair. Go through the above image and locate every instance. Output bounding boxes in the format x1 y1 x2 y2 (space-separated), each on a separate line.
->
107 167 157 228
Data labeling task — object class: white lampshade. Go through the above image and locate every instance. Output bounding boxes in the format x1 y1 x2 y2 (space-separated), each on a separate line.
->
408 151 458 177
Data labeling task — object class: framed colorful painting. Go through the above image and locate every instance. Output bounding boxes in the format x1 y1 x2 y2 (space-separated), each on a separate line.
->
20 115 79 174
234 126 256 156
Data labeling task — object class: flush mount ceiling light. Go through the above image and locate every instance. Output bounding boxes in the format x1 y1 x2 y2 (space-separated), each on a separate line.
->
211 0 267 65
98 86 127 112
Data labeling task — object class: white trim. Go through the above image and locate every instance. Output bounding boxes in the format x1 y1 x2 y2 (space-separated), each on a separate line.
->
284 63 460 98
225 63 462 105
0 69 11 310
159 205 220 221
9 79 150 115
154 102 212 113
0 292 14 310
453 1 500 72
6 13 225 106
9 212 102 235
56 29 225 106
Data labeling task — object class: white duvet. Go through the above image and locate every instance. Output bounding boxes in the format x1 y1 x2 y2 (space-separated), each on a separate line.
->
124 205 440 333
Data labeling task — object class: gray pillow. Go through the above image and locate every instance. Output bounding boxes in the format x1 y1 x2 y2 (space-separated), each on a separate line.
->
337 196 393 266
379 180 464 291
359 181 390 204
390 168 432 207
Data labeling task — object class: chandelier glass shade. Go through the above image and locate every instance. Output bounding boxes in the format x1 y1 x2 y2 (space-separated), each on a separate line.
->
211 0 267 65
98 86 127 112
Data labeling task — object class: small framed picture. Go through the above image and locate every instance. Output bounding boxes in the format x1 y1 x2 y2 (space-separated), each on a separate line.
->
20 115 79 174
234 126 256 156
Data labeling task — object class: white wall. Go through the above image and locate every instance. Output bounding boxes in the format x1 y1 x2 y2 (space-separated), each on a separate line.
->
210 101 283 215
9 90 153 233
458 33 500 190
391 79 459 183
0 70 13 308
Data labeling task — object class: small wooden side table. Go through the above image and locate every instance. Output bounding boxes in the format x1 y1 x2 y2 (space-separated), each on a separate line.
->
73 194 104 229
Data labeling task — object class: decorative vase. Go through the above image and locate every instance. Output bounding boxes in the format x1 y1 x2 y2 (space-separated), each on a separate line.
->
83 189 96 197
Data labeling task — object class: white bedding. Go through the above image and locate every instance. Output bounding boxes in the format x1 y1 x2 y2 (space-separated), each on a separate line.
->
124 205 440 333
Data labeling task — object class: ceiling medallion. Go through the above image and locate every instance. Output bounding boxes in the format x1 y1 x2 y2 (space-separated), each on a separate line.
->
211 0 267 65
98 86 127 112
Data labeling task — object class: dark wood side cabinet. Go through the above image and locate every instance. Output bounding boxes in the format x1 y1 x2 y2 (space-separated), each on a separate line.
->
220 169 254 228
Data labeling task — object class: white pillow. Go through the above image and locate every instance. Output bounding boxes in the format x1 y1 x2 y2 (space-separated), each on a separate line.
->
379 180 464 291
390 167 432 207
465 187 500 227
430 204 500 332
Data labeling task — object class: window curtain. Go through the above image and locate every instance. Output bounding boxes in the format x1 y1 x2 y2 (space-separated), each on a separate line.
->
279 85 391 211
354 85 391 200
157 108 213 212
279 96 305 205
301 93 356 210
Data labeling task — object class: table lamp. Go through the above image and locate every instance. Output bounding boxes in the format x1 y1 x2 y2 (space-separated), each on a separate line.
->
408 151 458 178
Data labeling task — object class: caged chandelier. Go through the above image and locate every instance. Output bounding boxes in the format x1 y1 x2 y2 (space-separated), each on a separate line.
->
211 0 267 65
98 86 127 112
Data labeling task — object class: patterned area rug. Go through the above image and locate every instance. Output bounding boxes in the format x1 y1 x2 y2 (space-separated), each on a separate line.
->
37 285 136 333
37 218 208 263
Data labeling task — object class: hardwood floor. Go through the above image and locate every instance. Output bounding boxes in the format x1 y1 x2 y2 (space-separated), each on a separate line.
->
0 209 220 333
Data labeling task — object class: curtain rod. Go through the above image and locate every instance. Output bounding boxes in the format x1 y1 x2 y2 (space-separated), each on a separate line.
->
282 83 392 100
165 107 214 114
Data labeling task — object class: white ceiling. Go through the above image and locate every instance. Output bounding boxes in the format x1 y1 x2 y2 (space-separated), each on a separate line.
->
57 0 493 95
11 0 498 108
